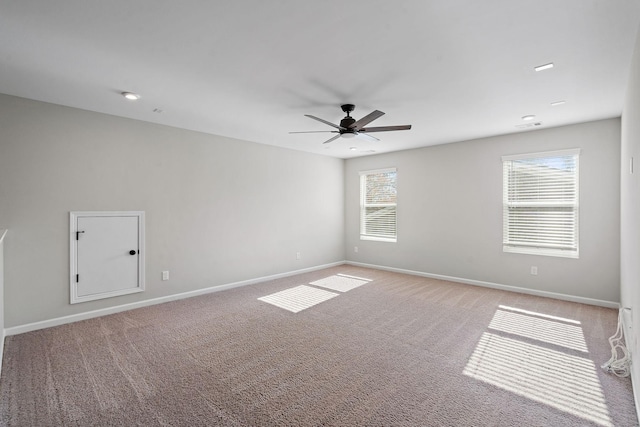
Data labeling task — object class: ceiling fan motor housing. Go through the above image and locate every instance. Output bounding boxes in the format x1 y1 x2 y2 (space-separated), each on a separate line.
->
340 117 356 129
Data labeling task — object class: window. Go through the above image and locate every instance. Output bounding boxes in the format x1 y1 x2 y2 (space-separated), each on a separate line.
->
360 168 397 242
502 149 580 258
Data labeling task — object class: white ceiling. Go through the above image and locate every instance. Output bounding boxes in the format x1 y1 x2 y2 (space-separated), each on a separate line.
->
1 1 639 159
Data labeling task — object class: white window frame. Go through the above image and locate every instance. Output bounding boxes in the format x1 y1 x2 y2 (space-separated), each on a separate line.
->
502 149 580 259
360 167 397 243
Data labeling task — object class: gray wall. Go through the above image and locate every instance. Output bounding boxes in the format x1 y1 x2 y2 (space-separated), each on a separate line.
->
621 24 640 397
346 119 621 303
0 94 345 328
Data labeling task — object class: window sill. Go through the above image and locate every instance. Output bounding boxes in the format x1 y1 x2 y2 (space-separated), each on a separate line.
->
503 245 578 259
361 235 397 243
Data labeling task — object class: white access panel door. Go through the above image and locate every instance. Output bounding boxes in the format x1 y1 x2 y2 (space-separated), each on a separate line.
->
70 211 145 304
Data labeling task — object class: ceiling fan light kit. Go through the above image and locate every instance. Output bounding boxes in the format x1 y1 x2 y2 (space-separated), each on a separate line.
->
290 104 412 144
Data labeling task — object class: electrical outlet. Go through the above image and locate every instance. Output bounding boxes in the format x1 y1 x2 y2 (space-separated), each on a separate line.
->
530 266 538 276
162 271 169 281
296 252 301 260
354 246 359 253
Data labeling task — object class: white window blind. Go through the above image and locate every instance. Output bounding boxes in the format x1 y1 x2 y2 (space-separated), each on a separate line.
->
360 168 397 242
502 149 580 258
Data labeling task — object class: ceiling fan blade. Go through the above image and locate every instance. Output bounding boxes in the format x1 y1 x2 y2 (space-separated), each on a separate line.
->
305 114 345 130
358 133 380 142
289 131 339 134
322 134 342 144
360 124 412 133
351 110 385 129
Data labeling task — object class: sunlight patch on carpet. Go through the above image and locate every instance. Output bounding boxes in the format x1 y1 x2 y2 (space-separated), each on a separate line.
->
464 304 613 427
310 274 371 293
489 309 588 352
498 305 581 325
337 273 373 282
258 285 339 313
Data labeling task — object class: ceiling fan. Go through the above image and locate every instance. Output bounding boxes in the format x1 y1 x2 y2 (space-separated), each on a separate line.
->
290 104 411 144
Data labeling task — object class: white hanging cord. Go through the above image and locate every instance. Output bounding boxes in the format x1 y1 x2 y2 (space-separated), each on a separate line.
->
601 308 631 378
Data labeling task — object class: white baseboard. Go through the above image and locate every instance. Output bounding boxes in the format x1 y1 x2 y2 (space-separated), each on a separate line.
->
4 261 344 337
346 261 620 309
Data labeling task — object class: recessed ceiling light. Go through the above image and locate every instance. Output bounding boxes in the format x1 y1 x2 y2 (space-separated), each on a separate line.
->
522 115 536 121
349 147 357 151
122 92 141 101
534 63 554 72
551 100 566 106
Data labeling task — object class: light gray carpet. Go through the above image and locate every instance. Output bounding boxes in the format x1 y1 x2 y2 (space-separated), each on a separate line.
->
0 265 637 426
